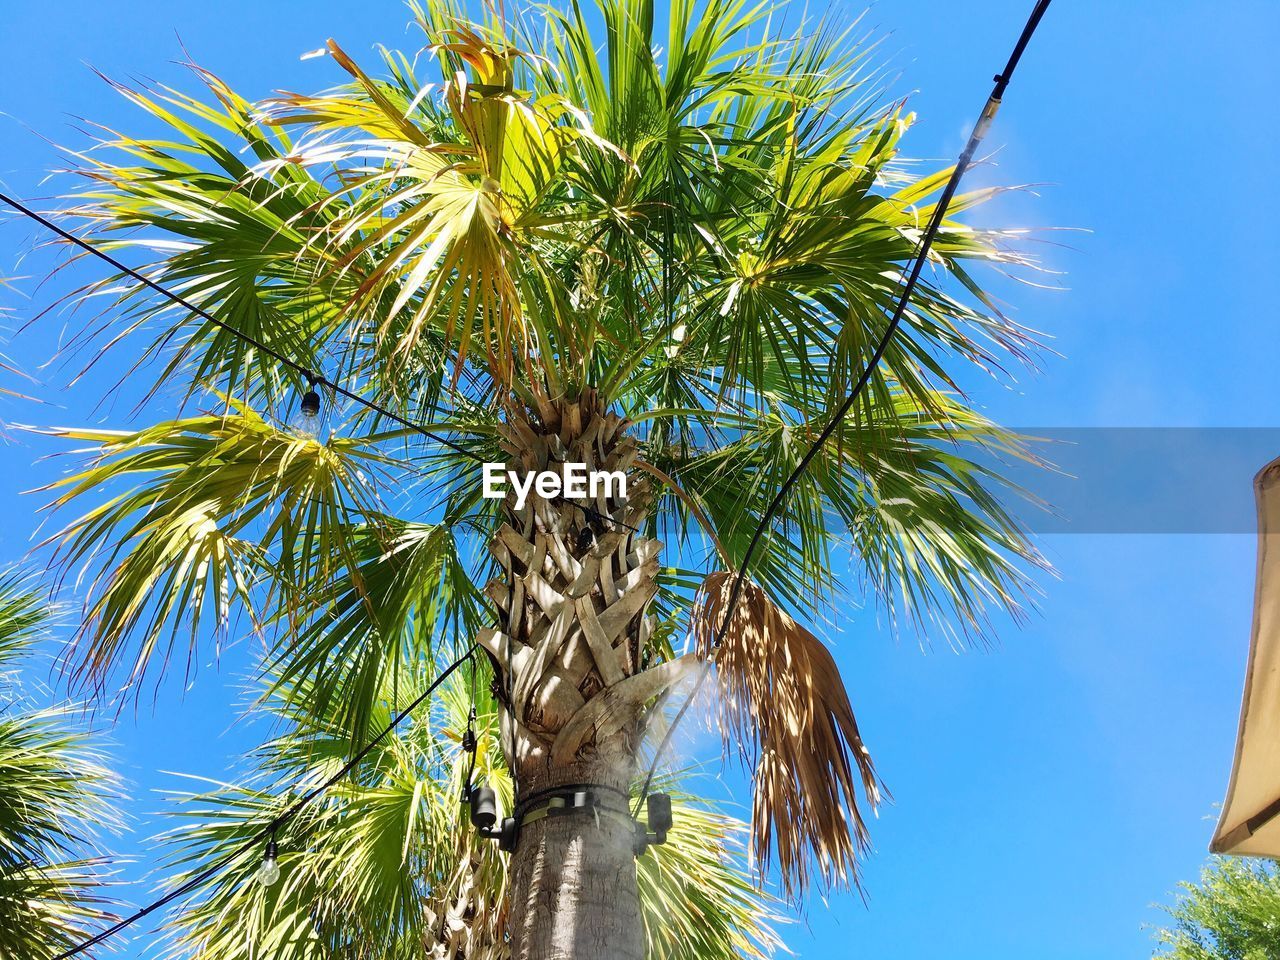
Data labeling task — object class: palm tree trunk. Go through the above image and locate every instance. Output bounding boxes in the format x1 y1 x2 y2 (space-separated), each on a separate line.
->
476 391 687 960
507 758 643 959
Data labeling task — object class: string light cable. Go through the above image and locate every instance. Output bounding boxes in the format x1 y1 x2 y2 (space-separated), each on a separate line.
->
0 189 637 534
633 0 1054 818
50 642 478 960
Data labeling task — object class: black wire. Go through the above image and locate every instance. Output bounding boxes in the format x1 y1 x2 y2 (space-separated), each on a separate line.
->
0 190 637 533
0 193 476 462
52 643 478 960
461 650 479 800
633 0 1054 817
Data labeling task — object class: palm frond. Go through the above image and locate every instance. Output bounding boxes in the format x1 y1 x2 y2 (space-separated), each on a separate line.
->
0 573 122 958
264 514 487 750
31 395 391 691
693 571 880 899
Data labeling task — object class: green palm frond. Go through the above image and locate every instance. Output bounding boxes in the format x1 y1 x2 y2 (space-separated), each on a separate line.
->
31 396 393 690
0 572 122 959
59 66 353 411
638 387 1042 634
637 779 784 960
265 514 487 749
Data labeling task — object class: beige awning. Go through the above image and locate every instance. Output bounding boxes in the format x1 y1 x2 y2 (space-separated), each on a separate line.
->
1212 457 1280 855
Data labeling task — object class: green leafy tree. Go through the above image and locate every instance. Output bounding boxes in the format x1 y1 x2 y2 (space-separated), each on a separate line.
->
23 0 1047 956
0 573 120 958
1154 858 1280 960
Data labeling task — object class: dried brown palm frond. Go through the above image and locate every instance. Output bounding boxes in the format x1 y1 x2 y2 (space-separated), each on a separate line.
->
693 571 882 899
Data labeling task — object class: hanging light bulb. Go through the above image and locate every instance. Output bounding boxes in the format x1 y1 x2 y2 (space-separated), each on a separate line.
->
257 836 281 887
295 375 321 436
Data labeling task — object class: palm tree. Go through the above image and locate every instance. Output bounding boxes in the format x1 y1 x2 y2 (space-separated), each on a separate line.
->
0 572 120 958
154 659 781 959
26 0 1044 956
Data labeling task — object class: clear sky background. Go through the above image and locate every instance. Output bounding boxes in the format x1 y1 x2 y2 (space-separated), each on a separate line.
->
1 2 1278 958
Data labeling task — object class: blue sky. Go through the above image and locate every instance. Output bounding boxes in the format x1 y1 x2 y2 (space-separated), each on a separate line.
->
1 1 1278 958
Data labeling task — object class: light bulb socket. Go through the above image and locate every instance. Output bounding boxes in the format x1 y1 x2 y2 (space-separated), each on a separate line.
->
264 837 278 863
647 793 672 841
299 387 321 419
634 793 674 855
470 785 497 831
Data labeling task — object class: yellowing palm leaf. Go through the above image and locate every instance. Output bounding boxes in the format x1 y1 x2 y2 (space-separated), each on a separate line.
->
31 396 390 690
